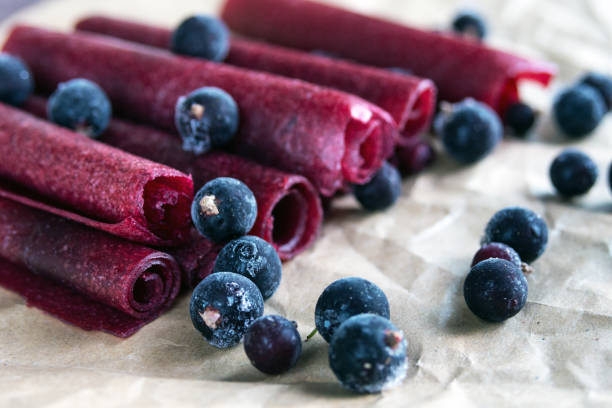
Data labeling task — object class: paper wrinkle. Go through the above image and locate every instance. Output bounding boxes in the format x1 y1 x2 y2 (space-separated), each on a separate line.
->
0 0 612 406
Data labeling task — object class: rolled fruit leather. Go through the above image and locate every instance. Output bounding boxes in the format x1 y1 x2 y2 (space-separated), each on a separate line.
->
23 97 323 285
75 15 436 148
0 197 181 337
220 0 557 115
3 26 398 196
0 103 193 246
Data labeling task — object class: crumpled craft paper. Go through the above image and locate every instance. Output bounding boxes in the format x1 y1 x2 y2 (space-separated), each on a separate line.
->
0 0 611 407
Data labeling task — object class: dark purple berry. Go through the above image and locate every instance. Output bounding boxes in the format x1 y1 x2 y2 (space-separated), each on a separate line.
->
451 10 487 40
505 102 536 137
353 162 401 211
244 315 301 374
48 78 111 138
191 177 257 243
213 235 282 299
175 86 239 155
329 314 407 393
464 258 528 322
578 72 612 111
553 85 605 138
436 98 502 164
0 53 33 106
315 277 390 343
483 207 548 263
471 242 522 268
171 15 230 61
549 149 598 197
190 272 264 348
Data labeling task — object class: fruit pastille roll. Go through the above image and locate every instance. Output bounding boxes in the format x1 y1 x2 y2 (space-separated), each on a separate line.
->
0 198 181 337
3 26 397 196
75 15 436 145
221 0 557 115
24 96 323 263
0 103 193 246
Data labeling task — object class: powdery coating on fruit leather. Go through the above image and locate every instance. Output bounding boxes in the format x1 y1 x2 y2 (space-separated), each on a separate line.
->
3 26 396 196
23 96 322 262
221 0 557 115
0 103 193 246
0 198 181 337
75 15 436 145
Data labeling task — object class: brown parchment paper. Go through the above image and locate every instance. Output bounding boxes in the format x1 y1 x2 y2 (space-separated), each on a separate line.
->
1 0 612 406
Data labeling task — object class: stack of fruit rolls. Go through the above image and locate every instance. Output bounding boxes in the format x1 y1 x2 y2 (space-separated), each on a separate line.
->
0 197 181 337
75 15 436 146
24 96 323 270
0 103 193 246
3 26 398 196
221 0 557 115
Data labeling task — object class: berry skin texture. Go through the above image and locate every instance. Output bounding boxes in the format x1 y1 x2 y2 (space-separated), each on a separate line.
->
436 98 502 164
553 85 605 138
483 207 548 264
579 72 612 111
0 53 33 106
329 314 407 394
171 15 230 62
315 277 390 343
191 177 257 243
353 162 402 211
175 87 239 155
47 78 111 138
190 272 264 348
451 10 487 40
244 315 302 375
214 235 282 299
463 258 528 322
471 242 522 268
549 149 598 197
505 102 536 137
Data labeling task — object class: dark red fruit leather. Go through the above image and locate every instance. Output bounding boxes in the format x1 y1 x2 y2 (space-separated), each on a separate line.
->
221 0 556 115
24 96 322 267
3 26 397 196
75 16 436 145
0 103 193 246
0 198 181 337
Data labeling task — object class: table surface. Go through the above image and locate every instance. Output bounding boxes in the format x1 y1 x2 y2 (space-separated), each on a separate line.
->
0 0 611 407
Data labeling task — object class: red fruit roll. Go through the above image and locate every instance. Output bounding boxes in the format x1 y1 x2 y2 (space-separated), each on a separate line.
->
75 16 436 145
220 0 556 115
0 198 181 337
24 96 323 265
3 26 397 196
0 103 193 246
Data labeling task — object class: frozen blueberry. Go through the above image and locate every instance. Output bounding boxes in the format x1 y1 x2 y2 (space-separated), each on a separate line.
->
214 235 281 299
175 87 239 155
451 10 487 40
553 85 605 138
483 207 548 264
464 258 528 322
578 72 612 111
315 277 390 343
505 102 537 137
394 140 435 175
171 15 230 61
436 98 502 164
191 177 257 243
47 78 111 138
549 149 598 197
190 272 264 348
0 53 33 106
329 314 407 394
353 162 402 211
471 242 522 268
244 315 301 374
